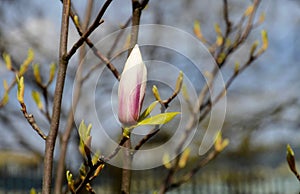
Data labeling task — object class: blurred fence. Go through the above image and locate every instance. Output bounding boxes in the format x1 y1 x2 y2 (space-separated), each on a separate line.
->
0 165 299 194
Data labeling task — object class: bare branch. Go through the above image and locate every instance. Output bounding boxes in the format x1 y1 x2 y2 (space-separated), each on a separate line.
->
42 0 71 193
167 150 219 191
19 102 47 140
67 1 120 80
66 0 113 61
54 1 95 193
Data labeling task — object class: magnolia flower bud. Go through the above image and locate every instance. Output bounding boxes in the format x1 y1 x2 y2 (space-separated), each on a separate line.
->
118 44 147 126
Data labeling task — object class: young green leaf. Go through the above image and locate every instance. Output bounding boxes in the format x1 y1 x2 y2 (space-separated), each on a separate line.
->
250 40 259 56
162 153 172 169
179 147 191 168
194 20 207 43
261 30 268 51
138 101 158 122
66 170 75 192
78 120 92 142
152 85 161 102
92 151 100 165
29 188 37 194
216 36 224 47
214 23 222 36
3 80 8 91
32 90 43 110
66 170 74 184
244 5 254 16
33 64 42 85
234 61 240 74
175 71 183 94
217 52 226 64
137 112 180 126
48 63 56 85
2 53 12 70
93 164 105 178
74 15 80 27
287 144 298 174
16 76 25 103
79 141 86 157
2 92 9 106
214 132 229 152
78 120 92 157
19 49 34 76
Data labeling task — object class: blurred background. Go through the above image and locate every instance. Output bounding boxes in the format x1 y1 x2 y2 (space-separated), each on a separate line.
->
0 0 299 193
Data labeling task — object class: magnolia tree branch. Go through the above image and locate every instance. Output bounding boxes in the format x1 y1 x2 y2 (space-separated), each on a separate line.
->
107 16 132 59
54 1 94 193
65 0 113 61
74 135 129 193
159 0 264 193
200 43 266 123
20 103 47 140
61 2 147 192
43 0 114 193
134 74 183 152
200 0 262 116
66 1 120 80
164 48 265 191
42 0 71 193
167 150 219 191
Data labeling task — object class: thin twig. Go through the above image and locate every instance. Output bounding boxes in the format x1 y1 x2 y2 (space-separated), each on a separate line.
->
217 0 232 56
66 0 113 61
167 150 219 191
134 128 160 151
226 0 261 60
67 1 120 80
107 16 132 59
159 2 262 192
134 74 182 152
199 37 266 123
20 102 47 140
75 135 129 193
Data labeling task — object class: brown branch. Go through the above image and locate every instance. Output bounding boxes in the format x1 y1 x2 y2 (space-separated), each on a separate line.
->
20 102 47 140
211 0 261 68
53 0 116 192
42 0 71 193
223 0 231 35
54 1 95 193
107 16 132 59
67 1 120 80
75 135 129 193
216 0 232 56
226 0 261 60
65 0 113 61
199 0 262 118
199 40 266 123
134 128 160 151
167 150 219 191
160 2 265 189
134 74 182 152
